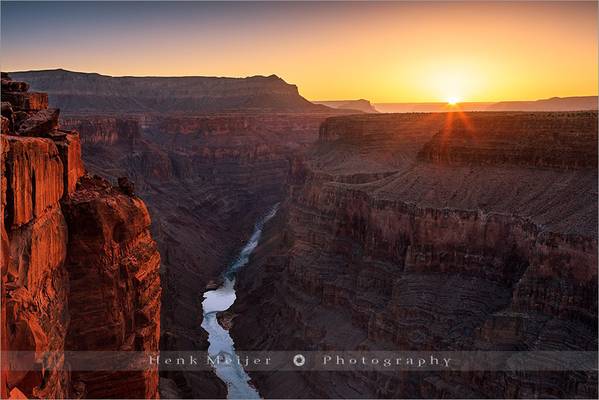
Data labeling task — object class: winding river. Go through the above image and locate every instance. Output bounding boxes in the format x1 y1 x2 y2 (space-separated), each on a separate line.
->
201 204 279 399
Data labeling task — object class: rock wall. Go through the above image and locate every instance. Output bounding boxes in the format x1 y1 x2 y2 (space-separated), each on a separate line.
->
232 112 598 398
1 74 161 398
62 176 161 399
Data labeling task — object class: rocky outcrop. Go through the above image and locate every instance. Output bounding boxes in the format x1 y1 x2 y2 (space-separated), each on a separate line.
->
1 74 160 398
232 112 598 398
10 69 333 113
62 176 161 399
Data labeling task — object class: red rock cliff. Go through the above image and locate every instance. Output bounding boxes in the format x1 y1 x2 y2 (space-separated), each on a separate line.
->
1 73 160 398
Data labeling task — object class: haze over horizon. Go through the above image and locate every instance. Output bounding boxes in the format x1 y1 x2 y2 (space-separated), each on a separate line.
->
1 1 597 103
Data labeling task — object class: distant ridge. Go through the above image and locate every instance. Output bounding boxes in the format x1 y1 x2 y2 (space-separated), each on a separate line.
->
376 96 597 113
486 96 598 111
9 69 332 114
313 99 378 113
375 102 494 113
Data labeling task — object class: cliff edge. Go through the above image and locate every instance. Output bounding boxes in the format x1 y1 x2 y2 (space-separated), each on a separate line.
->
1 73 161 398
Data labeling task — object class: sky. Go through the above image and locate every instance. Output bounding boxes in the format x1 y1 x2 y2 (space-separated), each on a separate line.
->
1 1 597 103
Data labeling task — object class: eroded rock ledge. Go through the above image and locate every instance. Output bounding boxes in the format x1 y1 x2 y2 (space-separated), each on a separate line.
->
1 73 160 398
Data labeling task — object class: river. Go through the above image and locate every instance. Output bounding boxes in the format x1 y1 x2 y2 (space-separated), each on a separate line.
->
201 204 279 399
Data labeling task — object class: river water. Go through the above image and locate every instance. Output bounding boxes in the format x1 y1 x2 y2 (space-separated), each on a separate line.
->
201 204 279 399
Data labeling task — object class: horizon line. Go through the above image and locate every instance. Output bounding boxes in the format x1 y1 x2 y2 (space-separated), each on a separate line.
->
6 67 598 104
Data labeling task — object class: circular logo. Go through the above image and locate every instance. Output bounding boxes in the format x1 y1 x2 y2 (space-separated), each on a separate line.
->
293 354 306 367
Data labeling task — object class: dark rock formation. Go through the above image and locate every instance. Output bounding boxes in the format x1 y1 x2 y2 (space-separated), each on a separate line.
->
1 74 161 398
10 69 333 114
231 111 598 398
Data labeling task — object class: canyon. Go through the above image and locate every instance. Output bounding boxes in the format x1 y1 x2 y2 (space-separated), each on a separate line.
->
4 68 597 399
62 112 360 398
12 69 355 398
57 111 350 398
231 112 598 398
1 73 161 398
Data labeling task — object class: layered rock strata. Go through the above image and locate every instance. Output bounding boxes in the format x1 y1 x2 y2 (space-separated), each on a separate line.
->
418 112 598 169
1 74 160 398
232 112 598 398
11 69 332 113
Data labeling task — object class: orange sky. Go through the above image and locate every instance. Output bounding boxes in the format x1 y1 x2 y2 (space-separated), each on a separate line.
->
1 1 597 102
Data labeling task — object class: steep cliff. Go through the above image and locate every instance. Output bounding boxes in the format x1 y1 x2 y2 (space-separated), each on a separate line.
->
1 74 161 398
232 112 598 398
10 69 332 114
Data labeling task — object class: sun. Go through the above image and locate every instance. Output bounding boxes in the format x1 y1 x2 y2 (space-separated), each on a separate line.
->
447 96 460 106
